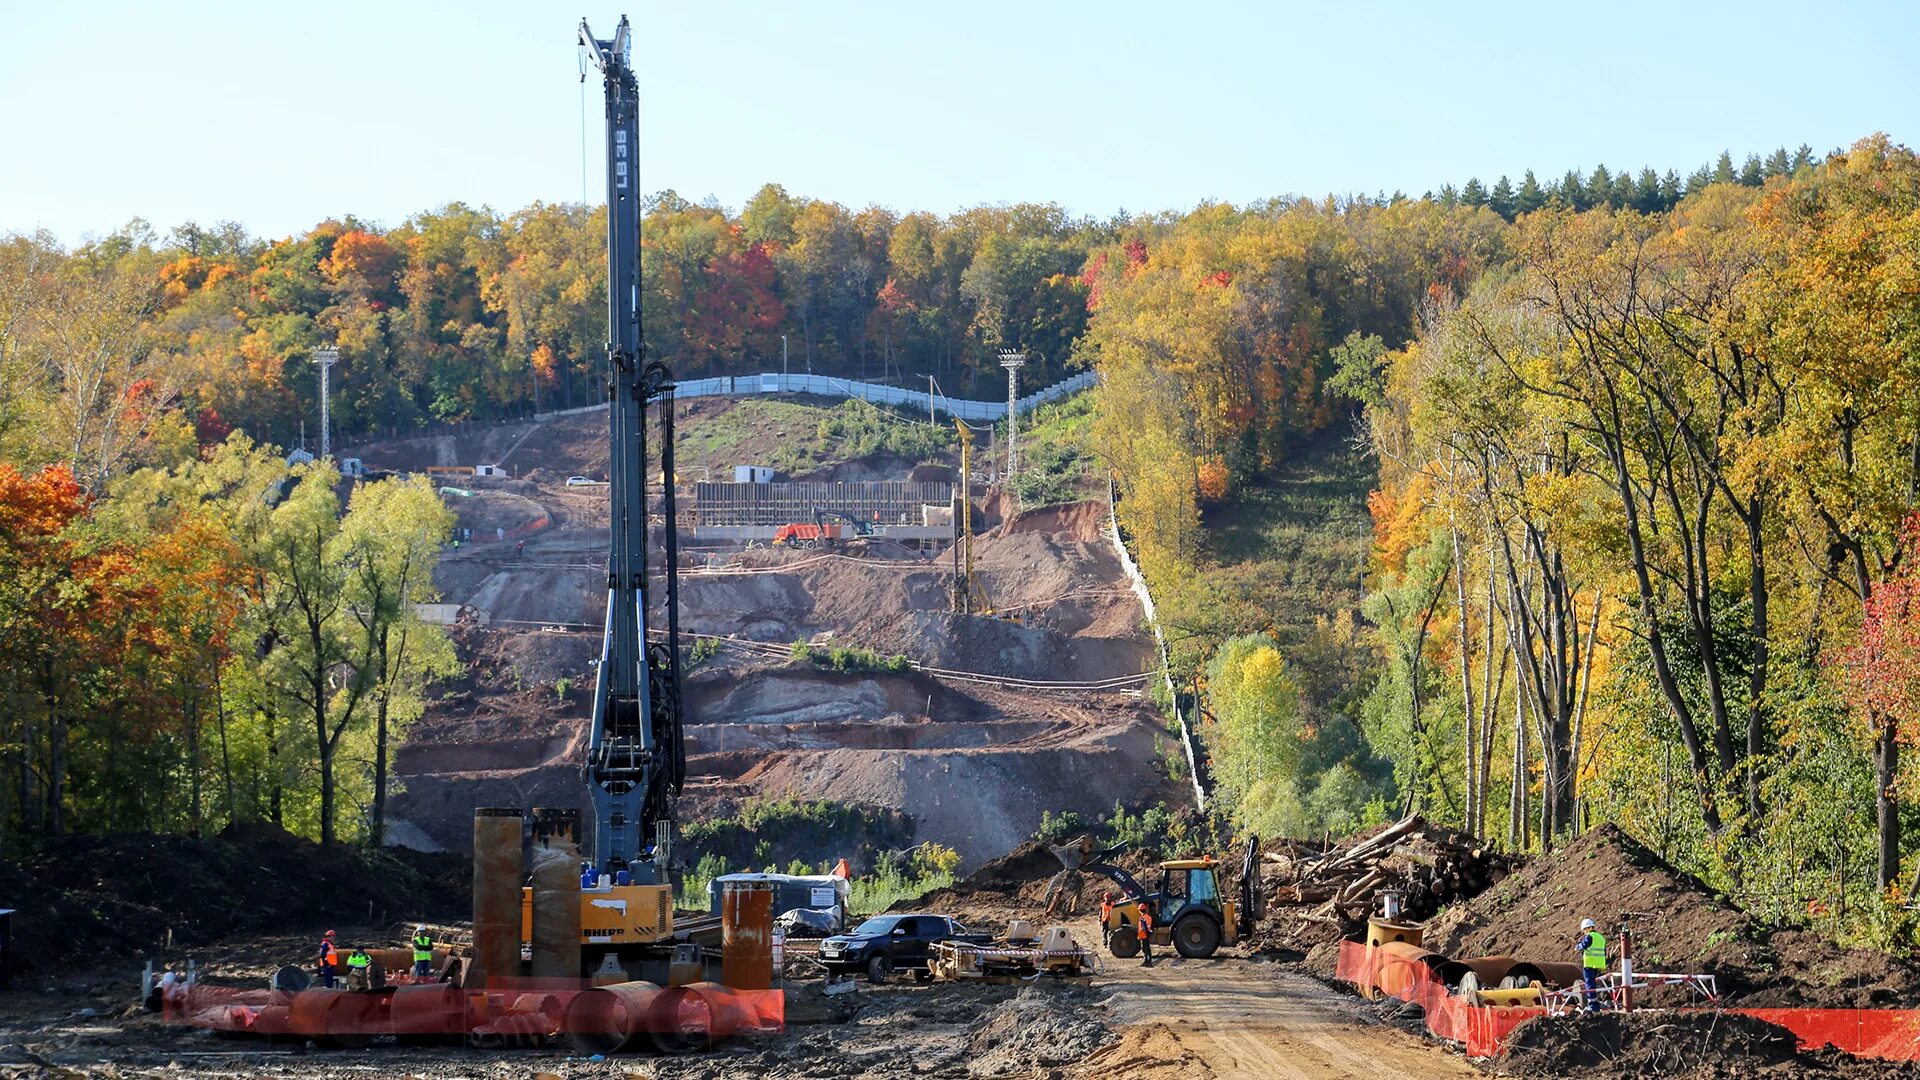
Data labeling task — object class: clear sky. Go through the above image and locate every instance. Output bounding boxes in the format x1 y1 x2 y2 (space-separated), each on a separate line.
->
3 0 1915 244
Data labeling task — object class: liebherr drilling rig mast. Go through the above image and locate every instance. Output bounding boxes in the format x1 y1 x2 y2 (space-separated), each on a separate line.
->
576 15 684 935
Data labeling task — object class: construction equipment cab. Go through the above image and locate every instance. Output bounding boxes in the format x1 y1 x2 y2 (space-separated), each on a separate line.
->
1094 839 1262 959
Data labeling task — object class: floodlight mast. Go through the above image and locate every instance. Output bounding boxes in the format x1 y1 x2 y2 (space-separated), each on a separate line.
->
578 14 683 884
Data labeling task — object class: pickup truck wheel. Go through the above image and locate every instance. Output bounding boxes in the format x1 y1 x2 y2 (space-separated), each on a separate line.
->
1108 927 1140 959
865 954 893 983
1172 913 1221 959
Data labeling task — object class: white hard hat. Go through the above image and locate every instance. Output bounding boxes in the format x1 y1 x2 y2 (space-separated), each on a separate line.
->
1580 918 1596 930
416 924 427 932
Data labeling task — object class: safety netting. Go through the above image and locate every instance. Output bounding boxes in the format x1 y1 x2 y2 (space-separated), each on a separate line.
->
1333 938 1920 1061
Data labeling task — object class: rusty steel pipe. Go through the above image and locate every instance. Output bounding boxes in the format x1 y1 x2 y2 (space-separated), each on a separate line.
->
1372 941 1450 998
530 807 583 979
561 980 668 1055
653 981 742 1053
471 807 525 988
1505 960 1584 989
386 983 469 1038
721 880 775 991
1453 955 1520 987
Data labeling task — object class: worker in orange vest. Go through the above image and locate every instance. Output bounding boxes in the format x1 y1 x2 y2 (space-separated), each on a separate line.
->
316 929 340 988
1099 892 1114 926
1137 903 1155 968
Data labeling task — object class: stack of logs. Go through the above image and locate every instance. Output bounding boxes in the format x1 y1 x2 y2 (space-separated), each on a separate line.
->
1264 815 1515 925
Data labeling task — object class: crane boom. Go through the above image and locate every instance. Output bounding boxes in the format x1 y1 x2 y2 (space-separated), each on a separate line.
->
580 15 683 885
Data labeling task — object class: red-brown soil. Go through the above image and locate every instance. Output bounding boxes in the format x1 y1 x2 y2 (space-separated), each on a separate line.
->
1423 824 1920 1007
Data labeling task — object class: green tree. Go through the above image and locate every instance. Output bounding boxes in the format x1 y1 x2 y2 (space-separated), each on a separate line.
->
336 476 459 845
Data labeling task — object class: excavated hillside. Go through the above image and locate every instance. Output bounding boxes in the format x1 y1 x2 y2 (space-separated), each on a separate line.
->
371 400 1181 869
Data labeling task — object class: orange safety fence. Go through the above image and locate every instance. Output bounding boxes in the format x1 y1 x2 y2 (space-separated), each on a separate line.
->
1734 1008 1920 1060
1334 938 1920 1062
1334 939 1544 1059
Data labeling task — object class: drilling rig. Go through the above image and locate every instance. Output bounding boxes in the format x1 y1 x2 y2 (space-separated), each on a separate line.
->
566 14 688 970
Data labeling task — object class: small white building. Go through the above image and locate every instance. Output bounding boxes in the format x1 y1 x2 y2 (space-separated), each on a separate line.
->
475 464 509 478
733 465 774 484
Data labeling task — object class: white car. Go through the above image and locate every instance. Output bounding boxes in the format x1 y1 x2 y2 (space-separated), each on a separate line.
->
566 475 596 487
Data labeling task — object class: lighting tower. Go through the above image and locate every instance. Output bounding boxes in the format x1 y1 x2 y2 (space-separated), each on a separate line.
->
999 350 1026 492
310 346 339 460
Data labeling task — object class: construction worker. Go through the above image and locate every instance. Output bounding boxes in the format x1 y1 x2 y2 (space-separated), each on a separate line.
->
1137 903 1155 968
411 925 434 979
516 539 525 558
345 947 372 991
1099 892 1114 926
1578 918 1607 1009
316 930 340 989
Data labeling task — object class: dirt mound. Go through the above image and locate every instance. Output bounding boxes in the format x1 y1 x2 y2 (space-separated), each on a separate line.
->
907 838 1164 922
6 825 467 977
963 984 1106 1076
1424 823 1920 1007
1497 1011 1799 1078
995 499 1109 543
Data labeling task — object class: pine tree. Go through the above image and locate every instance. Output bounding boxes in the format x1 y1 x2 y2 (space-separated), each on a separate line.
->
1438 183 1459 208
1659 169 1683 208
1792 144 1815 172
1490 175 1516 220
1461 177 1489 207
1612 169 1635 209
1713 151 1736 185
1558 169 1589 210
1633 167 1662 213
1739 153 1765 186
1517 170 1546 215
1687 165 1714 194
1588 164 1614 207
1764 147 1792 177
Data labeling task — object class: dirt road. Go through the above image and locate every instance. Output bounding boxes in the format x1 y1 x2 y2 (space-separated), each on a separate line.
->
1074 955 1478 1079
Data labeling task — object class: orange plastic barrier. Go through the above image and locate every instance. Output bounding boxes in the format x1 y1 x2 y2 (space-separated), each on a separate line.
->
1734 1008 1920 1061
1335 938 1920 1062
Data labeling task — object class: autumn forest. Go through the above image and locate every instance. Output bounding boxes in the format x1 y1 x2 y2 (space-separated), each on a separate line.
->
4 135 1920 943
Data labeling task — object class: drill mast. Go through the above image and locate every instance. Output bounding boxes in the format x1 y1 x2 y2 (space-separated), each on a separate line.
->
579 15 684 884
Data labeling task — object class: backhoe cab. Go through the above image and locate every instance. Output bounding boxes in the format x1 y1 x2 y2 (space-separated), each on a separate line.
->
1070 836 1263 960
1105 858 1236 959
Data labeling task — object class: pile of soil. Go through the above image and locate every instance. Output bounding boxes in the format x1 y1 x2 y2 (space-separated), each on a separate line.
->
1498 1011 1798 1078
962 984 1106 1076
1496 1010 1912 1079
904 838 1164 924
3 825 468 977
1424 824 1920 1007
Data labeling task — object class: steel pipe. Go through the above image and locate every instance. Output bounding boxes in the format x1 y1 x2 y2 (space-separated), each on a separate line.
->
387 983 469 1038
472 807 525 988
721 880 774 991
530 807 583 979
654 981 742 1053
1372 941 1450 998
1505 960 1583 989
561 980 668 1055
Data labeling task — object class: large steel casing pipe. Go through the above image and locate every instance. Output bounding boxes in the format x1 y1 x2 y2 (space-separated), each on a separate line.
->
1505 960 1584 990
529 807 583 979
472 807 525 988
561 980 666 1055
720 880 774 991
653 981 742 1053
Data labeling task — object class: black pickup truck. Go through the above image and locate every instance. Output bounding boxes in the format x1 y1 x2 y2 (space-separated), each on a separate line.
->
817 914 988 982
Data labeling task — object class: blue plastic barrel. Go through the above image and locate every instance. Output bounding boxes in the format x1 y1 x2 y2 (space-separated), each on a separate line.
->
614 870 632 886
